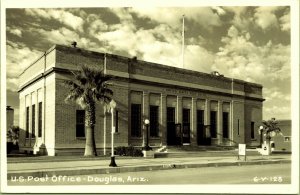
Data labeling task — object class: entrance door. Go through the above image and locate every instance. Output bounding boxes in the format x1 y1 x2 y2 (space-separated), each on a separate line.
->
197 110 211 145
167 107 176 145
182 108 190 144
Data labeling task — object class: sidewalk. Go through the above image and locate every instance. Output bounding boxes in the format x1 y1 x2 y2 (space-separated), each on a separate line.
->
7 153 291 179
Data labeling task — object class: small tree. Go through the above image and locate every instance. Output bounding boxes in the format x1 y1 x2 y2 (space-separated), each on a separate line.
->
64 65 113 156
261 118 282 154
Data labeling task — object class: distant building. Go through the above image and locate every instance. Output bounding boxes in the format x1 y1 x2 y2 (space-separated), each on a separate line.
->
272 120 291 152
18 44 264 156
6 106 14 131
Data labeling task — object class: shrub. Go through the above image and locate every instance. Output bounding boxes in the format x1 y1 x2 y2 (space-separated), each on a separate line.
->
115 146 143 157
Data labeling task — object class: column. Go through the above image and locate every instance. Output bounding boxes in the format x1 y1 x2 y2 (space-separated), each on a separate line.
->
22 96 27 147
230 101 234 146
190 97 197 145
204 99 210 126
160 94 167 146
217 101 223 145
35 90 38 139
103 106 107 156
204 99 210 141
176 96 182 124
142 91 149 147
33 90 39 154
29 93 32 146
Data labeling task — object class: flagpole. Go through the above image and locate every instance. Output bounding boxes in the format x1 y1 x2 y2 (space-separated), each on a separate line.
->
181 14 185 69
103 53 107 155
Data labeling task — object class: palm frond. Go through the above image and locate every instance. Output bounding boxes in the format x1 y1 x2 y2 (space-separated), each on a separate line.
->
262 119 282 135
64 65 113 108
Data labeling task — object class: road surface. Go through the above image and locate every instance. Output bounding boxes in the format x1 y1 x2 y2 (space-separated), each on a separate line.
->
8 163 291 185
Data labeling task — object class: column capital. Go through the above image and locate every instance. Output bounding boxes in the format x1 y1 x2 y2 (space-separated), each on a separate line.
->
177 95 183 100
143 91 149 96
161 93 167 98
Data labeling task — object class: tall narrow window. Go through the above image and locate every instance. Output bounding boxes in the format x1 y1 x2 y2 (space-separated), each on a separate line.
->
167 107 175 123
251 121 255 139
131 104 141 137
197 110 205 145
222 112 229 138
115 110 119 133
150 106 159 137
26 107 29 138
32 104 35 138
182 108 191 143
38 102 42 137
76 110 85 138
210 111 217 138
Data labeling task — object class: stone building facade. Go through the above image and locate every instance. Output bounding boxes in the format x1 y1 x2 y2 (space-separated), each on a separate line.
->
18 45 264 156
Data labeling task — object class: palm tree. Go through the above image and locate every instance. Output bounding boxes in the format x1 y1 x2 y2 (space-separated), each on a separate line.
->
261 118 282 154
64 65 113 156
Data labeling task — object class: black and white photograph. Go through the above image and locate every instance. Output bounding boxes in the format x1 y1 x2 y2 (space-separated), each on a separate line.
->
1 0 299 194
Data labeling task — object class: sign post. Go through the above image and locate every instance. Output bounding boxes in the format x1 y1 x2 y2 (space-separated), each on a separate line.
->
238 144 246 161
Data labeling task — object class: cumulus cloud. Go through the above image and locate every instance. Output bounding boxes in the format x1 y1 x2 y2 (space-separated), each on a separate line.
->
7 27 22 37
263 87 290 102
223 7 252 31
254 7 280 31
94 9 213 70
35 27 81 45
279 10 290 32
25 8 84 32
87 14 108 34
212 6 226 16
6 41 42 91
213 25 290 83
264 105 290 119
185 45 214 72
130 7 222 30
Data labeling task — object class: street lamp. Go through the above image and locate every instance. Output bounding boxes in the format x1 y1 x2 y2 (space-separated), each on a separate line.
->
259 126 264 147
143 119 152 151
109 99 117 167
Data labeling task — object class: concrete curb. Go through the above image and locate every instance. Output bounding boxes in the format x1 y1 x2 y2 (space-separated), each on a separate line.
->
7 159 291 180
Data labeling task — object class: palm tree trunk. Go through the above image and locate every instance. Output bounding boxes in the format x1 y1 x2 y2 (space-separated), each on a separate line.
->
84 101 97 156
266 134 271 155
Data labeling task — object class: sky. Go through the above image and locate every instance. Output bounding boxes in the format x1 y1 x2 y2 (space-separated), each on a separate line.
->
5 6 291 125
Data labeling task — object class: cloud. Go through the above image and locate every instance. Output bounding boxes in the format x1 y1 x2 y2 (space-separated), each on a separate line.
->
254 7 280 31
6 41 42 91
30 27 98 51
7 27 22 37
185 45 214 72
25 8 84 32
223 7 252 31
93 11 213 71
213 26 290 83
212 6 226 16
130 7 222 30
35 27 81 45
263 87 290 102
87 14 108 34
264 105 290 119
279 10 290 32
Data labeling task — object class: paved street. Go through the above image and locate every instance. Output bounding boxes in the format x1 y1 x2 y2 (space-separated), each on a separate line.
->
8 163 290 185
